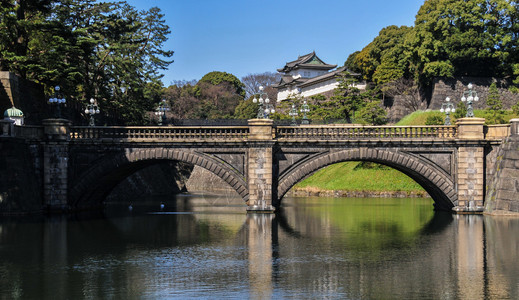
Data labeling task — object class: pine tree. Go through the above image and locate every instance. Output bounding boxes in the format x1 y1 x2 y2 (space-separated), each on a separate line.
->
485 82 506 124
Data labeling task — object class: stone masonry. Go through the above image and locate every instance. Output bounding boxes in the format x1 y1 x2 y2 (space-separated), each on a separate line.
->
454 118 486 212
43 119 71 212
247 119 275 212
485 119 519 215
1 116 517 215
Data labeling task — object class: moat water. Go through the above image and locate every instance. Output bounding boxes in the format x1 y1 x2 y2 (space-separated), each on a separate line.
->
1 195 519 299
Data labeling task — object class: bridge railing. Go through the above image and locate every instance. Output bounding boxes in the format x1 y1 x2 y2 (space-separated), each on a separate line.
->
13 125 44 139
70 126 250 141
276 125 457 139
485 124 510 139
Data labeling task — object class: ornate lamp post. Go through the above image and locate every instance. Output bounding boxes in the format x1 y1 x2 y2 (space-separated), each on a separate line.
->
289 104 298 126
84 98 100 126
155 99 170 125
48 86 66 118
461 83 479 117
253 86 275 119
300 100 310 125
440 97 455 125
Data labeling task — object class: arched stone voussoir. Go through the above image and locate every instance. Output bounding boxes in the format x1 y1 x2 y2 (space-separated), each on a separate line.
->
70 148 248 208
277 148 457 211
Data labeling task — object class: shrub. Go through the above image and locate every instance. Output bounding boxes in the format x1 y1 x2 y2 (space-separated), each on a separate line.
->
425 115 444 125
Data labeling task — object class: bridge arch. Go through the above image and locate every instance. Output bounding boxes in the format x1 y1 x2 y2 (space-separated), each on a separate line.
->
277 148 457 211
69 148 248 209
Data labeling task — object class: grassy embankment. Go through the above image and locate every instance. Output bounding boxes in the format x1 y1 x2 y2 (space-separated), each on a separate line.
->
293 109 519 197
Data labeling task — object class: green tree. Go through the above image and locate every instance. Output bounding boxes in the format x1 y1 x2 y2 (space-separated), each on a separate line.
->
353 25 411 84
234 98 258 119
0 0 53 75
485 82 506 124
357 100 387 125
407 0 517 87
199 71 245 97
328 71 364 123
454 101 467 119
0 0 174 125
344 51 361 74
512 100 519 115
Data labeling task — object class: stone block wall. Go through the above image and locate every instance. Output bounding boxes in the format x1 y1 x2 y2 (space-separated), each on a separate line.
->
106 162 192 202
0 139 43 213
430 77 517 111
387 76 517 121
485 136 519 214
185 165 237 194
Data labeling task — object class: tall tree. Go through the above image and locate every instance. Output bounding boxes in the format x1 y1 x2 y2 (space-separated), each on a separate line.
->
407 0 517 87
241 72 280 99
199 71 245 97
329 72 364 123
485 82 506 124
0 0 53 75
0 0 174 125
164 71 245 120
353 25 411 84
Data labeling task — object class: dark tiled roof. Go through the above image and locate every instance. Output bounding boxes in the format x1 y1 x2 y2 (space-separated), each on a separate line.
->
277 51 337 73
299 67 359 87
274 67 360 89
272 75 308 88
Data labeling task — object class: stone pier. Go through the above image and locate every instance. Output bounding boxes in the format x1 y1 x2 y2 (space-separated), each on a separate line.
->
43 119 71 212
453 118 486 213
246 119 275 212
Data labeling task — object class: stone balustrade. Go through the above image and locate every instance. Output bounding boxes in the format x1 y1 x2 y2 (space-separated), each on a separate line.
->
485 124 510 139
69 126 250 141
7 123 514 141
277 125 457 140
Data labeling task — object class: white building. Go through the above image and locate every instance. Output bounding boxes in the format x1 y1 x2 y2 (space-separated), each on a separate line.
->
274 52 365 101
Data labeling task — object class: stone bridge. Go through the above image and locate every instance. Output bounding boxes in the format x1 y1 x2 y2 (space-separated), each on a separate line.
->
1 117 516 214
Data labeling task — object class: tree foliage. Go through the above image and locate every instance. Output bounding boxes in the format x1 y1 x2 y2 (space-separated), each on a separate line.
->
381 77 422 112
357 100 388 125
199 71 245 98
348 0 519 92
425 115 444 125
485 82 506 124
164 71 246 120
241 72 280 99
0 0 173 124
328 71 364 122
351 25 411 84
407 0 518 86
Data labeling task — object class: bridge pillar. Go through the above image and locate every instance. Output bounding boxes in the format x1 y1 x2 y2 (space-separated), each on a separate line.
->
43 119 71 213
453 118 485 214
246 119 275 213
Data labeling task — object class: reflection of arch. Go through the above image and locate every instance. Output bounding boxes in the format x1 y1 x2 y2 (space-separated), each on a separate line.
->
277 148 456 211
69 148 248 209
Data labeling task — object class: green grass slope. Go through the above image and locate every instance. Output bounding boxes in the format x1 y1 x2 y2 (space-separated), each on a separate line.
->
294 161 425 193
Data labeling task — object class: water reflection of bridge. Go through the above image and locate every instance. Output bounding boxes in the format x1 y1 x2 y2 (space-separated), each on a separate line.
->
1 197 518 298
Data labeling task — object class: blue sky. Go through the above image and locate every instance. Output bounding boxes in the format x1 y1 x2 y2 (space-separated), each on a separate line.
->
123 0 424 86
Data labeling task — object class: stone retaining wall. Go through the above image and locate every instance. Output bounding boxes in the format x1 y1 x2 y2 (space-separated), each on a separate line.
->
485 135 519 215
0 139 42 213
430 77 517 110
